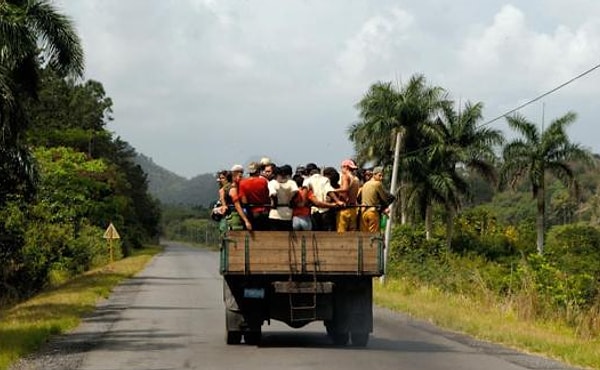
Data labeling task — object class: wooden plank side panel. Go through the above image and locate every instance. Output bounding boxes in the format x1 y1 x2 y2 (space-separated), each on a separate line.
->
223 231 383 275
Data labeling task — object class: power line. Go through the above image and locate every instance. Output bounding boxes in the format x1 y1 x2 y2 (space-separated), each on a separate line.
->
480 61 600 127
397 61 600 160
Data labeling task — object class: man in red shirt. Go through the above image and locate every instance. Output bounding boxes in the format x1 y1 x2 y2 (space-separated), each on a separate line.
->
239 162 270 230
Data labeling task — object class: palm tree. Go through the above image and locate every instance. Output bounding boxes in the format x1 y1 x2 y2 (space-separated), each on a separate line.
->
348 81 400 168
501 111 593 254
417 101 503 244
349 75 447 224
0 0 83 204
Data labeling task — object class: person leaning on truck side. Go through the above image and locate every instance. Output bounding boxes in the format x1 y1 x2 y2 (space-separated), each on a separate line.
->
239 162 270 230
217 170 231 212
268 164 298 231
214 170 232 234
360 166 394 233
303 164 333 231
291 173 312 230
316 166 345 231
226 164 252 231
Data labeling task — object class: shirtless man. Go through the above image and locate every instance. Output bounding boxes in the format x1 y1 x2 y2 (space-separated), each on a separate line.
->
336 159 360 232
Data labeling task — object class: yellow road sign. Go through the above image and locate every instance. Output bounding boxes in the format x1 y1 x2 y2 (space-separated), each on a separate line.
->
103 222 121 240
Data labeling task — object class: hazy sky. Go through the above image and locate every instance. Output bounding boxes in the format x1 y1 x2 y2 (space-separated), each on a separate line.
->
57 0 600 178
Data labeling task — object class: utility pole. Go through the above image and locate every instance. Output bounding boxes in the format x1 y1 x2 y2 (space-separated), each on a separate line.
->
381 130 401 283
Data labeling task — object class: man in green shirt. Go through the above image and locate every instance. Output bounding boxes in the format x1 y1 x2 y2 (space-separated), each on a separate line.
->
359 166 394 232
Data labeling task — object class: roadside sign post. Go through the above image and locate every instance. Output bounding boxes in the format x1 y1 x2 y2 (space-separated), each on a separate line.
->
103 222 121 263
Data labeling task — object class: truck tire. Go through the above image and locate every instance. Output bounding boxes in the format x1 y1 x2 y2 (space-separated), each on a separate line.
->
244 330 262 345
225 308 244 345
331 331 349 346
350 331 369 347
226 331 242 345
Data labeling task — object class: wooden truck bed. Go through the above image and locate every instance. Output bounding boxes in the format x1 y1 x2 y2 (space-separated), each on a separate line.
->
220 231 384 276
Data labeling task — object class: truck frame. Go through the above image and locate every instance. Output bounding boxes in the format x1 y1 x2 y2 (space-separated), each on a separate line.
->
220 230 385 346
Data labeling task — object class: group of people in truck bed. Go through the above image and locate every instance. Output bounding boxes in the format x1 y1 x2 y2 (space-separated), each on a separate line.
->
212 157 394 234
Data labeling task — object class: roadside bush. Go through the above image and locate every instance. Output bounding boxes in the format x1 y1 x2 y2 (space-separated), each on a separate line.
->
513 254 597 317
22 222 75 292
69 222 112 272
387 224 510 295
384 219 600 337
451 232 516 262
0 201 27 303
545 223 600 277
452 208 519 261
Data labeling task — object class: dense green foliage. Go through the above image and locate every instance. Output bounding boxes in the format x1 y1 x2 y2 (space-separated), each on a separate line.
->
1 0 84 206
1 2 159 303
160 205 220 247
388 221 600 337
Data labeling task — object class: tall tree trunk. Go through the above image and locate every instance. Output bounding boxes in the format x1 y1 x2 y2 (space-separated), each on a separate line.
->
425 203 433 240
394 130 407 225
445 206 454 250
536 183 545 254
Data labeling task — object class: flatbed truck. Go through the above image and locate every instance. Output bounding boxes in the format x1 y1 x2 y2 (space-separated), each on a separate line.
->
220 230 385 346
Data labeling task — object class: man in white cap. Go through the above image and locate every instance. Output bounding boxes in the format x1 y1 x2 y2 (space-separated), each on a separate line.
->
239 161 270 230
230 164 244 182
260 157 272 166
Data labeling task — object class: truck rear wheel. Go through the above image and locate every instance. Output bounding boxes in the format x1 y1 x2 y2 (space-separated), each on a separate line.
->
225 308 244 345
244 330 262 345
331 331 349 346
350 331 369 347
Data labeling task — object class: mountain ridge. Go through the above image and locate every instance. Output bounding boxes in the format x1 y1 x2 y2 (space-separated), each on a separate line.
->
134 153 218 207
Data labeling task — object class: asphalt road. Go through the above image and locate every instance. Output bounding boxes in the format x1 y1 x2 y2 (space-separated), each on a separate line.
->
12 241 581 370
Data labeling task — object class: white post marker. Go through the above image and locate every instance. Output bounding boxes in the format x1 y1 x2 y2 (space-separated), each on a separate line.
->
103 222 121 262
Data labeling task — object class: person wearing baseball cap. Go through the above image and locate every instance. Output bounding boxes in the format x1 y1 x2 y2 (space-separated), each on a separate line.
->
360 165 394 232
341 159 357 170
336 159 360 232
239 161 270 230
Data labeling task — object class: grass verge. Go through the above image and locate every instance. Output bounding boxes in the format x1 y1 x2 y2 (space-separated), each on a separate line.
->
374 278 600 370
0 245 162 370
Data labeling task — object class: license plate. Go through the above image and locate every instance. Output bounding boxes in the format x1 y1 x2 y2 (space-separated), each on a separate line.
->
244 288 265 299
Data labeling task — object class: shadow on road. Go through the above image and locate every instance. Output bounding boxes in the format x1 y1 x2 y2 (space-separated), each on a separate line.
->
257 331 452 353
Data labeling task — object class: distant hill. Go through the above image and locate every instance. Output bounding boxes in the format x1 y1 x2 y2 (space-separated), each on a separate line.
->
134 154 218 207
